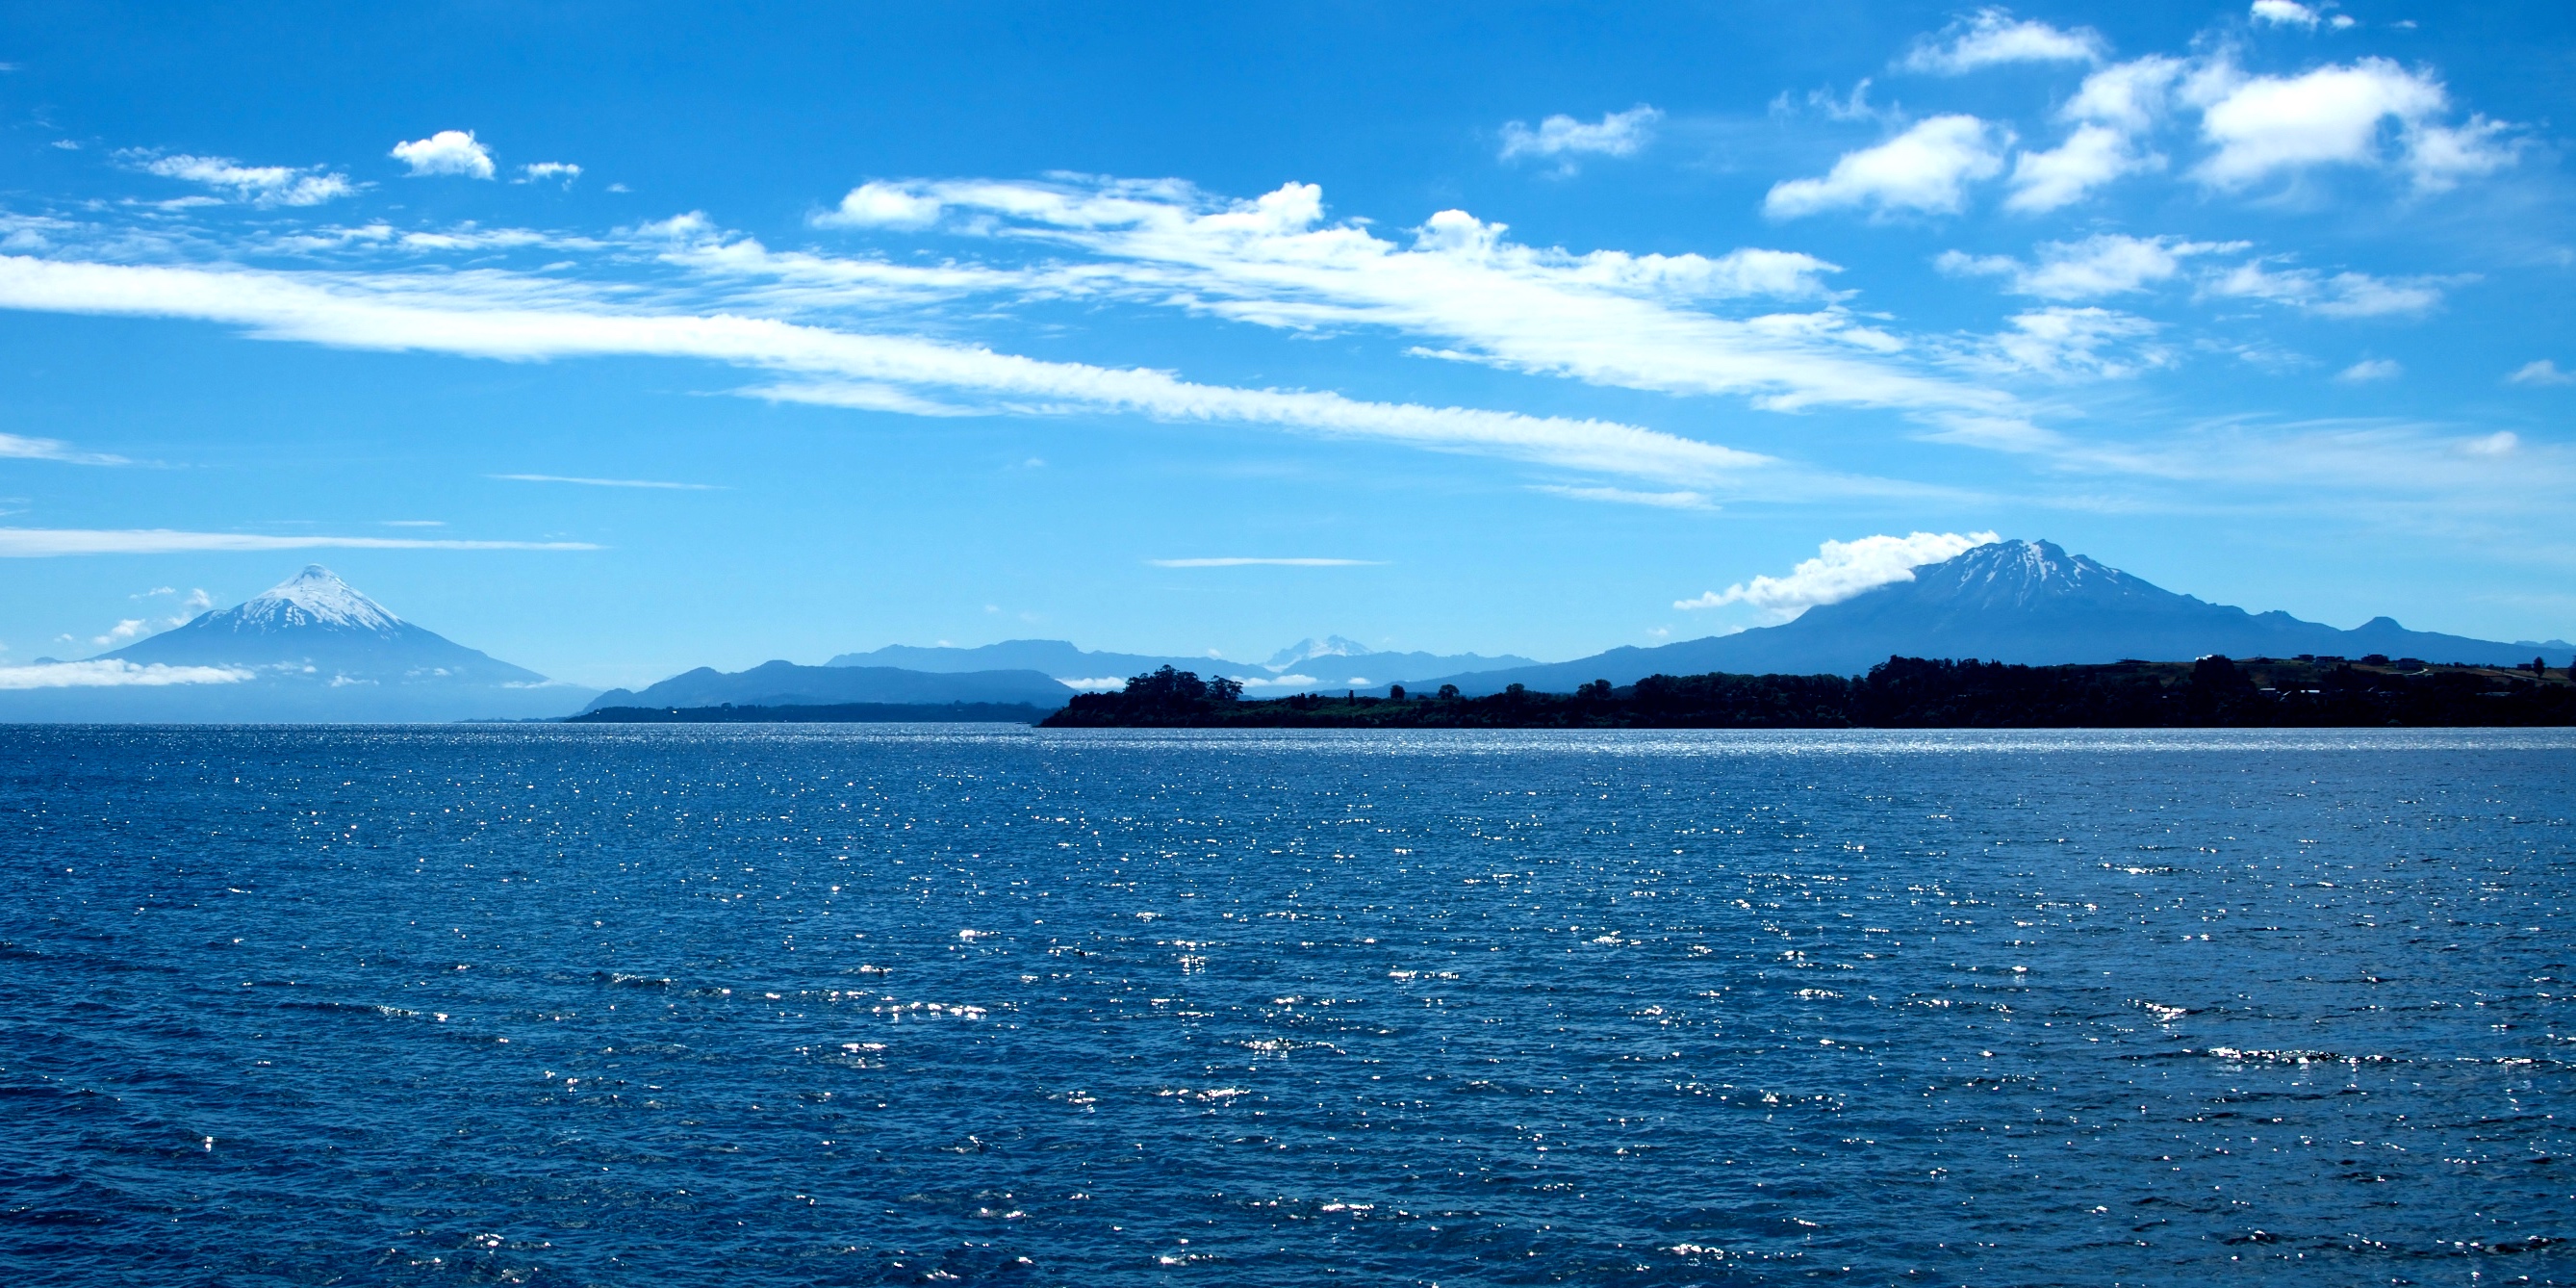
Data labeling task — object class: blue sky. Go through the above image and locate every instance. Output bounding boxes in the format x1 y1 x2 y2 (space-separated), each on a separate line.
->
0 1 2569 686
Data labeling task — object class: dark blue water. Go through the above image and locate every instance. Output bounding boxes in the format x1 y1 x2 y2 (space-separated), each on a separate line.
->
2 726 2569 1286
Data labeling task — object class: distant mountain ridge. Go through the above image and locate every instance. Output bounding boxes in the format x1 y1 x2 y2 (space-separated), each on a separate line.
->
582 660 1077 712
1407 540 2575 695
826 636 1536 686
0 565 592 721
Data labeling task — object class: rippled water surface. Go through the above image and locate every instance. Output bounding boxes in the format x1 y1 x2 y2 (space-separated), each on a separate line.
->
3 725 2571 1286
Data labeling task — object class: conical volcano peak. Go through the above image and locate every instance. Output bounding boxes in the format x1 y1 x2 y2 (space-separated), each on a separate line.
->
239 564 405 632
1919 538 2132 603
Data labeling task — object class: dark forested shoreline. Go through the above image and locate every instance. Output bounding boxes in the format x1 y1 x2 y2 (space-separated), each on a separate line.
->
1041 657 2576 729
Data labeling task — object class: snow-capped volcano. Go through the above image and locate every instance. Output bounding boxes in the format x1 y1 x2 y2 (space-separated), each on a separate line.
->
227 564 407 633
105 565 542 683
0 565 597 721
1407 538 2576 693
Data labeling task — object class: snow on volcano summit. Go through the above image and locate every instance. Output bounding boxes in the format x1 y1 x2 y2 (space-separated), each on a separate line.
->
232 565 406 633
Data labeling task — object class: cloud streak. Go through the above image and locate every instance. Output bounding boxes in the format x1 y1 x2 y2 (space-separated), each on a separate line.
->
493 474 723 490
0 659 254 688
0 432 128 465
129 152 355 207
803 178 2016 438
1146 557 1384 568
0 251 1777 487
1499 106 1663 168
0 528 600 556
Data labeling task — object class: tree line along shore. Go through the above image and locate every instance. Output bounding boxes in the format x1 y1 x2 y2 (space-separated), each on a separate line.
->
1038 656 2576 729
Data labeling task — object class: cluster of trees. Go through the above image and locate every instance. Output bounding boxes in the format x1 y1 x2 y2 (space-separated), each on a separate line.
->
1039 658 2576 729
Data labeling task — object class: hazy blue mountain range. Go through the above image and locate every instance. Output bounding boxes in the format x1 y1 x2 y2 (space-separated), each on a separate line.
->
1406 540 2576 696
582 661 1077 713
0 566 594 721
827 635 1536 686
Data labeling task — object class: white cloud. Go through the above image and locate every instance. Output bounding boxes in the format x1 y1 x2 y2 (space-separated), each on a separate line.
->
492 473 722 490
2005 124 2158 212
390 130 496 179
650 178 2034 454
2461 430 2519 456
1802 80 1892 123
812 181 944 228
1498 105 1663 167
1675 530 2002 618
0 432 127 465
2335 357 2401 381
2065 56 2186 135
2203 262 2455 318
517 162 581 185
1146 557 1383 567
2002 57 2187 211
0 527 599 555
1900 9 2105 75
1765 116 2009 218
2249 1 2351 28
91 617 151 647
0 174 2097 491
2187 59 2515 192
1983 307 2166 379
130 152 355 206
0 658 253 689
0 252 1775 486
2508 359 2574 386
2404 116 2516 192
1938 234 2242 299
1528 484 1713 509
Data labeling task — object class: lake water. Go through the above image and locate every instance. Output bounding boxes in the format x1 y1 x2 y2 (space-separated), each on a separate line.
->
2 725 2570 1286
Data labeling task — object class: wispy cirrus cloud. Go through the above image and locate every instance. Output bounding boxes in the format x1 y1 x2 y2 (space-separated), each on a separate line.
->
800 177 2012 442
0 432 128 465
0 527 600 556
1146 557 1384 568
2202 261 2461 318
1938 234 2245 300
124 151 356 207
1528 484 1713 509
0 238 1785 488
1498 105 1663 171
493 474 723 490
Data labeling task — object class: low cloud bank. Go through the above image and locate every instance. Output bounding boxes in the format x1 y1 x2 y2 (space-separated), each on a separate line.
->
0 659 253 689
1677 530 2002 619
